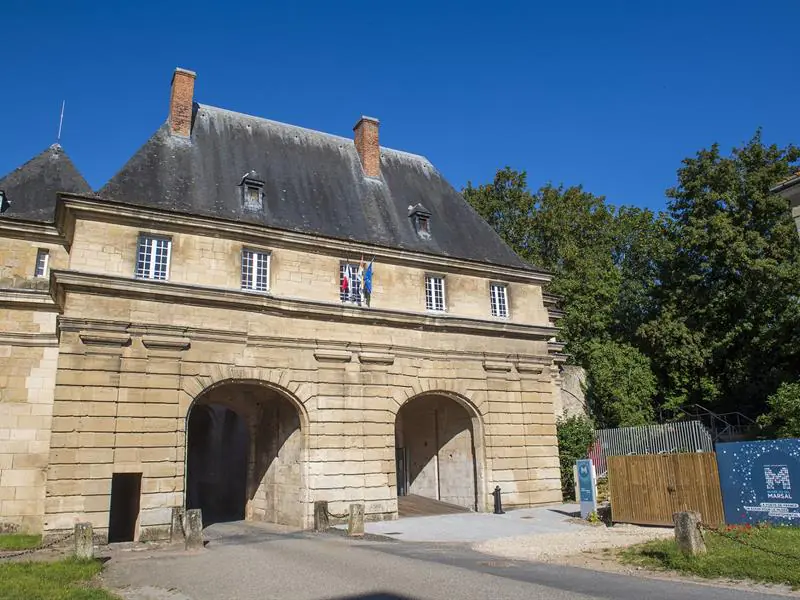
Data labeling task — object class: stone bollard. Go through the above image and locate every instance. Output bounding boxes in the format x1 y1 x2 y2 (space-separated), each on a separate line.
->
184 508 204 551
314 501 330 532
347 503 365 537
673 511 706 556
171 507 185 543
74 522 94 560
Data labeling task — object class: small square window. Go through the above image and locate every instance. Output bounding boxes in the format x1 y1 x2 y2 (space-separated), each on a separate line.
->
34 249 49 278
425 275 446 312
241 248 270 292
135 235 171 280
490 283 509 318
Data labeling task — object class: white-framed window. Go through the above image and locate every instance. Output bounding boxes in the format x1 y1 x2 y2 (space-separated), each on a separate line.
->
425 275 446 312
241 248 270 292
34 249 49 278
135 235 171 280
490 283 509 318
339 263 363 304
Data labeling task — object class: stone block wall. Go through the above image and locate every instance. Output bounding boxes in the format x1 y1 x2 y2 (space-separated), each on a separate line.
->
0 237 67 287
0 232 62 533
39 288 561 538
0 310 59 533
65 220 548 325
2 211 562 536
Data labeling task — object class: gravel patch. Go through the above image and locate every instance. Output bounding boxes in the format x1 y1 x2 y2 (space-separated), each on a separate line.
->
474 524 673 562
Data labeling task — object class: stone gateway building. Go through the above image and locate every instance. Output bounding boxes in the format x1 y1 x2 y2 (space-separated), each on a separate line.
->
0 68 565 540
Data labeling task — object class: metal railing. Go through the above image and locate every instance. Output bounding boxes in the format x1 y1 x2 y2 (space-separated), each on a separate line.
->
668 404 756 443
590 420 714 477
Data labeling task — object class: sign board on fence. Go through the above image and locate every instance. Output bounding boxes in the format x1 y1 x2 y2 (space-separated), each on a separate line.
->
716 438 800 525
576 459 597 519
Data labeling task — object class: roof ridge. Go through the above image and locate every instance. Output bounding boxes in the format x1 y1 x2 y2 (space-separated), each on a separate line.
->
0 144 66 184
197 104 431 165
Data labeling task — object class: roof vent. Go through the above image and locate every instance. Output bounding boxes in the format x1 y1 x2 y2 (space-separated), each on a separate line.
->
240 171 264 211
0 191 9 214
408 203 432 239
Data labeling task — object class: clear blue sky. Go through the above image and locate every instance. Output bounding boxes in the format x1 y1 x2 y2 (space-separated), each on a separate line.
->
2 1 799 212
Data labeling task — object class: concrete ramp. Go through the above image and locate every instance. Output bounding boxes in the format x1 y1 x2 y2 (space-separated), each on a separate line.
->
398 494 470 517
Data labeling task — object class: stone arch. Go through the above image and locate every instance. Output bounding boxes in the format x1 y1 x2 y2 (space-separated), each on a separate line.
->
181 370 310 528
393 388 488 513
179 365 313 426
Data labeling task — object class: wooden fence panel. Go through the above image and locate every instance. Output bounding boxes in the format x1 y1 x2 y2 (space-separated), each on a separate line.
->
608 453 725 526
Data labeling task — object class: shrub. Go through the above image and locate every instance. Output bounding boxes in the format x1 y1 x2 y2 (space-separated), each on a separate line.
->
757 381 800 438
556 414 595 499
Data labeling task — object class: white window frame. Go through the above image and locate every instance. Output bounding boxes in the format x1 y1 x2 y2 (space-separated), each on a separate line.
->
339 262 363 305
425 274 446 312
241 248 270 292
34 248 49 278
490 282 509 318
135 235 172 281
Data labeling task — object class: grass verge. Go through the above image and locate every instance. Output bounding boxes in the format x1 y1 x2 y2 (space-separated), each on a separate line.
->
0 534 42 550
0 558 118 599
621 525 800 589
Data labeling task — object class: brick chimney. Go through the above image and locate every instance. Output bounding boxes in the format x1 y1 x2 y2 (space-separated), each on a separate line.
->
353 116 380 178
169 68 196 137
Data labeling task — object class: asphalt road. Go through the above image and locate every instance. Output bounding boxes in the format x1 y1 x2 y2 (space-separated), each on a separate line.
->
102 522 790 600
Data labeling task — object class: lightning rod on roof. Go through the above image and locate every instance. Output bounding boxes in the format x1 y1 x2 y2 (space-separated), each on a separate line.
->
56 100 65 144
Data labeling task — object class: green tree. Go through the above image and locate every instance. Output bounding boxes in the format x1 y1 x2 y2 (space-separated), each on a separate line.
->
464 170 666 422
584 339 657 427
464 173 662 363
757 381 800 438
643 132 800 416
556 414 595 499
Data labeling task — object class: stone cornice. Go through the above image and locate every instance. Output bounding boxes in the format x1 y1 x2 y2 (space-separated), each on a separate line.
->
0 287 58 311
55 193 552 285
56 316 562 364
0 218 67 246
0 331 59 347
79 331 132 347
51 270 558 342
142 336 191 351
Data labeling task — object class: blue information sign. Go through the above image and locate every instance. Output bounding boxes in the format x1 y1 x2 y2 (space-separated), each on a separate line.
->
716 439 800 525
576 459 596 518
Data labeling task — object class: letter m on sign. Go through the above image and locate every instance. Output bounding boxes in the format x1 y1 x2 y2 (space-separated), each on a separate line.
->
764 466 791 490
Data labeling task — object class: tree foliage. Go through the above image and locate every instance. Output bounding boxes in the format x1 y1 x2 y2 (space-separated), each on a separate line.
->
464 132 800 427
757 381 800 438
648 132 800 415
556 414 595 499
584 340 656 427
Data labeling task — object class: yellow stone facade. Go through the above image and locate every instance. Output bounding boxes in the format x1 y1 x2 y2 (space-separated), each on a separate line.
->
0 194 564 538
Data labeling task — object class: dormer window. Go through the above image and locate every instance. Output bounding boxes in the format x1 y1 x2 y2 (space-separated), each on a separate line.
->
0 191 9 214
240 171 264 211
408 203 432 239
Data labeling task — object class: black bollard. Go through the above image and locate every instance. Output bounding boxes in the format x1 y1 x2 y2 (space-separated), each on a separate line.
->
492 486 505 514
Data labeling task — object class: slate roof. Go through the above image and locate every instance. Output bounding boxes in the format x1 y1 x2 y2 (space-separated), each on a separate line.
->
770 170 800 193
0 144 92 222
99 104 533 270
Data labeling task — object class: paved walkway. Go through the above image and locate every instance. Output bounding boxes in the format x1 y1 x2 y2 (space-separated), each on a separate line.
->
352 503 582 542
102 521 792 600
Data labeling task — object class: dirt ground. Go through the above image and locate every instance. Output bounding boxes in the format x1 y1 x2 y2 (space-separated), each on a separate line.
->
474 525 800 598
473 522 674 562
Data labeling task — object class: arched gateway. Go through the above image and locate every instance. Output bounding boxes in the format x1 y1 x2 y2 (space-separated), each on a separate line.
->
394 392 484 512
184 380 306 527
